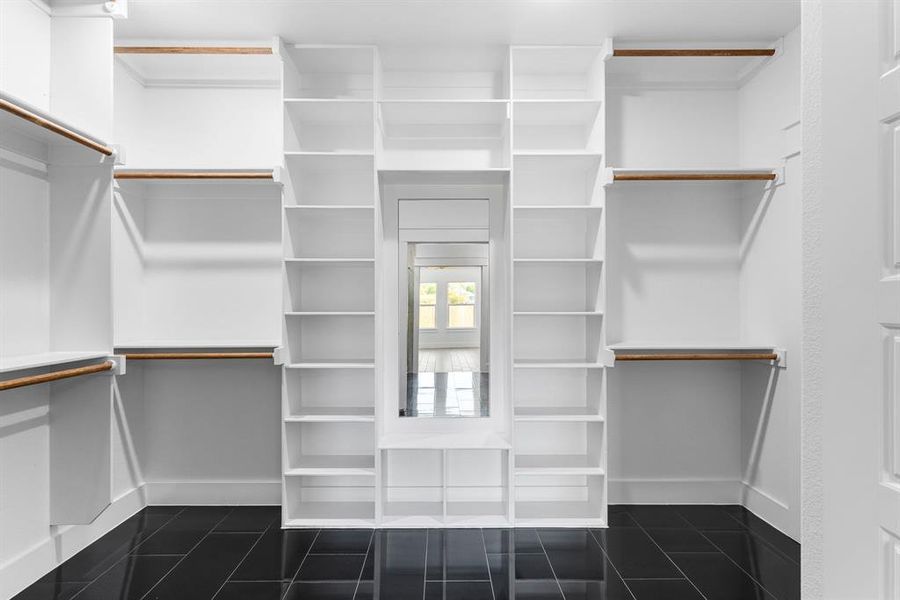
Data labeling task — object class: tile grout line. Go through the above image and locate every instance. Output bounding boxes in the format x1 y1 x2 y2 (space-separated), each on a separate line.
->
209 518 279 600
352 530 376 600
534 530 568 600
585 528 639 600
284 529 322 599
720 508 800 567
422 529 429 600
66 506 188 600
136 507 237 600
689 530 783 599
479 529 497 600
623 516 711 600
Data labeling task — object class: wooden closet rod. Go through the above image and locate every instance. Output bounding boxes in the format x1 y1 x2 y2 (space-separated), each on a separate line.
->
114 46 273 55
616 353 779 362
0 361 114 392
114 171 273 180
125 352 273 360
0 99 114 156
614 172 777 182
613 49 776 58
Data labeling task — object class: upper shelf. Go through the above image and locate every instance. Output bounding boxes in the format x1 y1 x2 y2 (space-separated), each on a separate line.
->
0 92 113 157
379 100 508 138
606 43 779 88
114 169 277 181
114 44 281 87
609 343 784 364
0 352 111 375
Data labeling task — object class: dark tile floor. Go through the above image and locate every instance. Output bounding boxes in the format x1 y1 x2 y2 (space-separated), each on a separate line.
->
14 504 800 600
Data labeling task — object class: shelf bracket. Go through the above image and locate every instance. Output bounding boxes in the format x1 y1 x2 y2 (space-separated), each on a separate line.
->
112 355 127 376
602 38 615 62
273 346 286 366
600 348 616 368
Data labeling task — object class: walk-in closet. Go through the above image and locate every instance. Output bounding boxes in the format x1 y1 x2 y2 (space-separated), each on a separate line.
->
3 0 896 598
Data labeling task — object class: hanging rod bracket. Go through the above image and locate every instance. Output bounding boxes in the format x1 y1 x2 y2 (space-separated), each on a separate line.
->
774 348 787 368
112 145 126 165
602 38 614 62
601 348 616 368
273 346 286 366
112 356 127 376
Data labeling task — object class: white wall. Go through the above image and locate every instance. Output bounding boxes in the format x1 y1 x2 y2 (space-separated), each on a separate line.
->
737 26 801 538
0 0 51 110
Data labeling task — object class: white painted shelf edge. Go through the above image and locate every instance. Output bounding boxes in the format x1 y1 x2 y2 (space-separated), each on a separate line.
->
0 351 112 374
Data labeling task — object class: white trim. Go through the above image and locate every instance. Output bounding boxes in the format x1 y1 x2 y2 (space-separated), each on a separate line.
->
143 480 282 505
741 481 798 540
0 486 146 600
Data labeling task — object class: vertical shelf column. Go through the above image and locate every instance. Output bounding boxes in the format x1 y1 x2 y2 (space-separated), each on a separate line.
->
280 44 379 527
509 45 609 526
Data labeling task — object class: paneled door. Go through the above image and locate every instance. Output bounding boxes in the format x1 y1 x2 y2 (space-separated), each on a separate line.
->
880 1 900 596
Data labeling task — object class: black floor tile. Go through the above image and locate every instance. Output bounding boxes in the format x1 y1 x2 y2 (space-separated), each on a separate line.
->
295 554 366 581
143 533 259 599
11 582 87 600
215 581 288 600
310 530 373 554
357 530 425 600
536 529 595 552
644 528 718 553
353 581 373 600
488 556 563 600
426 529 490 581
607 512 640 527
134 506 233 555
626 579 705 600
669 553 777 600
483 528 544 553
283 582 359 599
487 553 554 579
230 527 318 581
724 510 801 564
214 506 280 533
424 581 494 600
591 528 681 579
703 531 800 600
75 555 180 600
558 579 634 600
541 539 609 581
615 506 691 529
676 506 747 531
38 508 183 583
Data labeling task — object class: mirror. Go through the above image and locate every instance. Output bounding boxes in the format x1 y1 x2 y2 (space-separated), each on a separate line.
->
400 243 489 417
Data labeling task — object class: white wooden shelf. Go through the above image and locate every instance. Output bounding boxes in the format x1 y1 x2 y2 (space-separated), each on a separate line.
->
0 92 113 156
514 502 606 527
284 205 374 210
514 360 606 369
285 454 375 476
379 432 511 449
445 502 509 526
0 352 111 375
513 205 603 211
609 342 778 351
114 340 278 350
284 311 375 317
514 258 603 264
285 408 375 423
515 455 605 475
283 503 375 528
114 45 280 86
284 258 375 264
382 502 444 527
514 407 605 422
514 311 604 317
285 359 375 369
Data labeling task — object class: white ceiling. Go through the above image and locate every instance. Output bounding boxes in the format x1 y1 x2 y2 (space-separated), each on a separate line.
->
116 0 800 46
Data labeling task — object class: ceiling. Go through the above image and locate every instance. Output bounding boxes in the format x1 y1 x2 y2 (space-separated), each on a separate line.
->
115 0 801 46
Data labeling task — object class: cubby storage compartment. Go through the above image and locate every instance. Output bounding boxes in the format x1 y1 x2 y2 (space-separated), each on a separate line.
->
377 100 510 170
514 313 604 366
514 366 605 419
381 449 444 526
285 421 375 473
285 261 375 312
282 153 375 206
515 421 605 474
283 45 375 99
113 179 282 346
513 154 603 206
284 475 375 527
445 449 509 525
511 46 605 100
283 99 374 153
513 262 603 313
114 49 281 169
513 100 603 153
515 474 606 525
284 315 374 365
514 209 603 259
284 367 374 420
285 206 375 259
378 46 509 100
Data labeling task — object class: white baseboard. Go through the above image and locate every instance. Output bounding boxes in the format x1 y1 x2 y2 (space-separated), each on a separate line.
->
0 486 146 600
609 478 743 504
143 480 281 505
741 481 799 541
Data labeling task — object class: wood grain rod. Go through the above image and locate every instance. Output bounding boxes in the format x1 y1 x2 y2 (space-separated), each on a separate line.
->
614 172 776 182
114 46 272 55
0 99 114 156
124 353 273 360
616 353 778 362
114 171 273 180
0 361 114 392
613 49 776 57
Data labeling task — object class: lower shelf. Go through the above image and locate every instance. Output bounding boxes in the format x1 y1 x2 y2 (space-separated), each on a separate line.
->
382 502 444 528
515 501 606 526
284 502 376 528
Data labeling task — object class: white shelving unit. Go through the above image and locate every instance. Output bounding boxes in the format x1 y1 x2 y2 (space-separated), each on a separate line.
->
510 45 609 526
281 44 379 527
